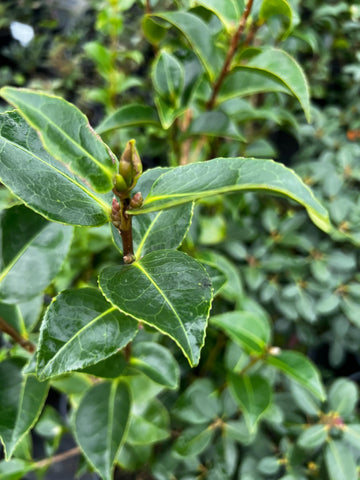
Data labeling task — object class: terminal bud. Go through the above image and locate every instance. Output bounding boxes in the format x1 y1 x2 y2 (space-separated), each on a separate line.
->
118 139 143 190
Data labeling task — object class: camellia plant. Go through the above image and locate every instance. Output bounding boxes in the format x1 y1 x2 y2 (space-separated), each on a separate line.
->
1 1 357 479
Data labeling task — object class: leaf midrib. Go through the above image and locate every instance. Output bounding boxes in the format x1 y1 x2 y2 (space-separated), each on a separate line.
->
1 135 110 213
38 306 116 378
135 211 162 257
4 92 114 181
134 260 192 362
131 183 323 218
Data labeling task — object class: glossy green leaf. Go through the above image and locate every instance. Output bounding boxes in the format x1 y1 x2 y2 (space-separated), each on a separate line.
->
37 288 138 380
112 168 194 258
150 12 221 79
196 250 243 302
224 419 256 445
267 350 326 401
0 111 110 226
343 425 360 450
35 405 64 439
0 87 117 193
210 311 271 354
199 263 226 296
0 358 49 459
96 104 160 135
152 51 184 105
259 0 293 38
173 379 220 425
244 48 311 121
142 15 168 44
328 378 358 418
0 459 34 480
75 380 131 480
117 443 152 471
188 111 246 141
154 95 186 129
218 68 288 104
195 0 244 31
130 342 179 389
80 352 127 379
174 424 213 457
127 398 170 445
290 383 321 417
297 425 327 450
130 158 331 233
258 457 280 476
51 372 92 398
228 374 272 432
0 205 72 303
325 440 357 480
99 250 212 366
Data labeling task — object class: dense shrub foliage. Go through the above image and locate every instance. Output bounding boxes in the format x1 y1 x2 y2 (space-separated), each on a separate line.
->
0 1 359 479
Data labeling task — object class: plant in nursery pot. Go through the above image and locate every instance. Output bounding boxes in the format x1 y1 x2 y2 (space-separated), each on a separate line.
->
0 86 332 480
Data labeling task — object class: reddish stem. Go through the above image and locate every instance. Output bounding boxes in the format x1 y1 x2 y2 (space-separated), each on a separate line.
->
0 317 35 353
206 0 255 110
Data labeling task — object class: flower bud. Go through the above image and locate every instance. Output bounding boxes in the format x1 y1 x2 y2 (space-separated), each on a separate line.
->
130 192 143 209
113 173 128 192
118 139 143 190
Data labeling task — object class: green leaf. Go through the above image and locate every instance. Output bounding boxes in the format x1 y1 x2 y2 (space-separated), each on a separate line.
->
195 0 244 31
37 288 138 380
200 263 226 296
228 374 272 432
343 425 360 450
0 459 34 480
173 379 220 425
130 168 194 257
188 111 246 141
196 250 243 302
154 95 186 129
117 443 152 471
328 378 358 418
218 68 288 104
0 205 73 303
130 342 180 389
127 398 170 446
142 15 168 44
0 111 110 226
290 383 321 417
325 440 357 480
0 87 117 193
259 0 293 38
297 425 327 450
75 380 131 480
152 51 184 106
266 350 326 401
0 358 49 459
130 158 330 234
99 250 213 366
84 41 112 77
174 424 213 457
96 104 160 135
112 168 193 258
210 311 271 355
150 12 221 79
244 48 311 122
80 352 127 379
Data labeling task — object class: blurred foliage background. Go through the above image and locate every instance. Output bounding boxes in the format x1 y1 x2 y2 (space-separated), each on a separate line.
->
1 0 360 479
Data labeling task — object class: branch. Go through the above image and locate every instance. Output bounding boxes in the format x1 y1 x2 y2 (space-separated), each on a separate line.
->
206 0 255 110
0 317 35 353
35 447 81 469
